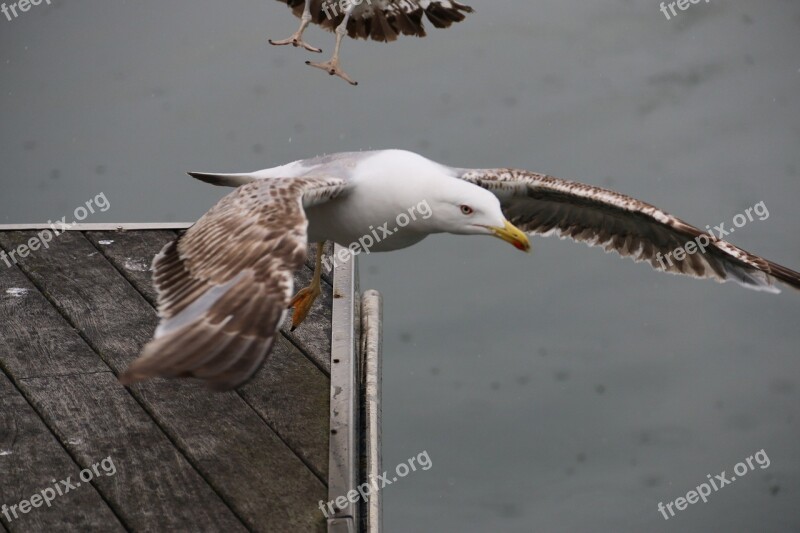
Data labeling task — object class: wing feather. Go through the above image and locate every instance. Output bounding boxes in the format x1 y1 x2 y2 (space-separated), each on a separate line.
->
461 168 800 293
276 0 472 41
120 177 347 391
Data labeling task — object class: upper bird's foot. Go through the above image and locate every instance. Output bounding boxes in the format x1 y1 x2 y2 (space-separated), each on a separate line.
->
269 34 322 53
306 58 358 86
288 284 321 331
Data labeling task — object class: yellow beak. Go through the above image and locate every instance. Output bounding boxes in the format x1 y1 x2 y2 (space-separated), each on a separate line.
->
489 220 531 252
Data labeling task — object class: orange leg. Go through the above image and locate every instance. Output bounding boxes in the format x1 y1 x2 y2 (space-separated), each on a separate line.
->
288 242 324 331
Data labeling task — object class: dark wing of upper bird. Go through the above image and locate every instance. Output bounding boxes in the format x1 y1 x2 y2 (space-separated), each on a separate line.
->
277 0 474 41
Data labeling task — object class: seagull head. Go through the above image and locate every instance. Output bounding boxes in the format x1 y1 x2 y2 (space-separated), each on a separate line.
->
363 150 530 252
429 179 531 252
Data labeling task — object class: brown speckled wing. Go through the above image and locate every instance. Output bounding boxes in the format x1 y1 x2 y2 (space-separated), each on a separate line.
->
120 177 346 391
277 0 474 42
461 168 800 292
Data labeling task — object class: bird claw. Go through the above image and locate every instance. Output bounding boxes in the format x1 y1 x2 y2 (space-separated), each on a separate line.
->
269 35 322 53
288 285 321 331
306 59 358 85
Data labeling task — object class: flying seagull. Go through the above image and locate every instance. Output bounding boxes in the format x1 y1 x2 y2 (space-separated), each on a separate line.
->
269 0 474 85
120 149 800 391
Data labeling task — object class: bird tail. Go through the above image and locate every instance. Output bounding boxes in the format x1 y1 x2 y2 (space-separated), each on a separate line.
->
187 172 257 187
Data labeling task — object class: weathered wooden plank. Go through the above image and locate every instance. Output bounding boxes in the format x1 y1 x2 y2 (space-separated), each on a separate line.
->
0 371 125 533
0 265 109 378
19 372 248 532
0 255 248 532
85 230 176 306
240 335 330 481
0 231 326 532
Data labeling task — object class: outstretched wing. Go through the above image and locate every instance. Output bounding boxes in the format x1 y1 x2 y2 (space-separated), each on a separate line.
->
277 0 474 41
120 177 347 391
460 168 800 293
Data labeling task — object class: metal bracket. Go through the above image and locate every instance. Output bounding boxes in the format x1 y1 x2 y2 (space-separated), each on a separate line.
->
328 245 361 530
0 222 193 231
361 290 383 533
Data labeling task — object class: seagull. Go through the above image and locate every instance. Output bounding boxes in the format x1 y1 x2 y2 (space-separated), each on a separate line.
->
269 0 474 85
120 149 800 391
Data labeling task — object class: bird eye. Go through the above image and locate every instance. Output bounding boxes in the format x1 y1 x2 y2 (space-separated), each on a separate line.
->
460 205 474 215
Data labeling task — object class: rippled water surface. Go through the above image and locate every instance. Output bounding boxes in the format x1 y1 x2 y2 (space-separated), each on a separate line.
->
2 1 799 531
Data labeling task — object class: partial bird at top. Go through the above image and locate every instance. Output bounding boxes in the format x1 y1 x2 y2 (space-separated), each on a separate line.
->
269 0 474 85
119 149 800 391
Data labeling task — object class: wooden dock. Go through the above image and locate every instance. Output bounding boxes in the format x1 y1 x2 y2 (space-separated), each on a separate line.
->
0 225 382 533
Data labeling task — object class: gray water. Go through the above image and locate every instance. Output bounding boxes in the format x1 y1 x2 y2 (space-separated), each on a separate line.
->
2 0 799 531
